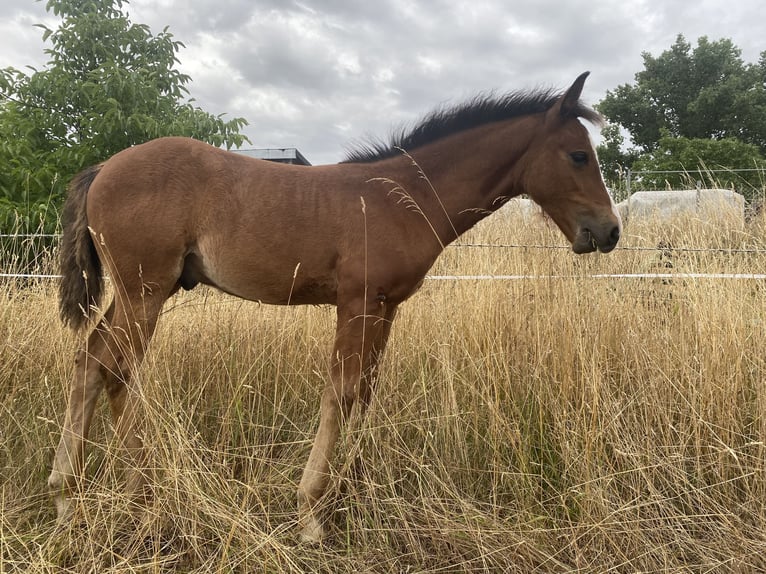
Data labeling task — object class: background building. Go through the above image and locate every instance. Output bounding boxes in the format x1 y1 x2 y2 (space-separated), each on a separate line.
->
233 148 311 166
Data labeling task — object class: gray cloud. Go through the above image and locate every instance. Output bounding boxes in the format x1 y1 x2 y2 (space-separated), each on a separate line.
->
1 0 763 164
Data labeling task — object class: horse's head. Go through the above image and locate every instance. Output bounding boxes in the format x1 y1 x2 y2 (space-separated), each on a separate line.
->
521 72 621 254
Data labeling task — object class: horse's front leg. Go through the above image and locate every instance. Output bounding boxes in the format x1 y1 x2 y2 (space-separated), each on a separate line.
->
297 297 397 542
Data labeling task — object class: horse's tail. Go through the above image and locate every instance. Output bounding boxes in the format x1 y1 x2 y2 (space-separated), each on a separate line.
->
59 164 104 330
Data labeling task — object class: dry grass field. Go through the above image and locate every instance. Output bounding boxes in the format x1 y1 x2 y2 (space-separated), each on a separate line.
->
1 208 765 572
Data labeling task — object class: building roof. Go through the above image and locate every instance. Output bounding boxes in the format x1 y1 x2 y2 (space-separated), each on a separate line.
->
233 148 311 166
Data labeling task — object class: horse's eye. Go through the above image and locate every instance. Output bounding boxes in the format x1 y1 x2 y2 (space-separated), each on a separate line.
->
570 151 588 166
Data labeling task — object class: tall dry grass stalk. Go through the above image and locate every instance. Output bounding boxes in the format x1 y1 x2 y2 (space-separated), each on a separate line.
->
1 210 765 572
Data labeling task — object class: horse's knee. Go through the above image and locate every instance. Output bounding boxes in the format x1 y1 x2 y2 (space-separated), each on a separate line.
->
320 381 358 420
340 382 359 410
105 377 126 400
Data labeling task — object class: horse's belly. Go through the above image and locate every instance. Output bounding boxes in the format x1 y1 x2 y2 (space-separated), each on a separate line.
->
190 248 338 306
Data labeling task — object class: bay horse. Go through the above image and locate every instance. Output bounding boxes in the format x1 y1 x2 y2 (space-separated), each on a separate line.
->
49 72 621 542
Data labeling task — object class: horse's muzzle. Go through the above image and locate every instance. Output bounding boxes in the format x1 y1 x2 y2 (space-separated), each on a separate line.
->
572 224 621 254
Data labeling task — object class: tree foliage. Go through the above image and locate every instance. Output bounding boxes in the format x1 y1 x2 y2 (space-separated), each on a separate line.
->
596 35 766 198
631 131 766 198
599 35 766 154
0 0 249 233
595 123 639 196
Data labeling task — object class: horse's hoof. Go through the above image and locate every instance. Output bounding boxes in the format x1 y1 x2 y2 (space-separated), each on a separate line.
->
48 471 75 525
298 517 325 544
52 495 74 528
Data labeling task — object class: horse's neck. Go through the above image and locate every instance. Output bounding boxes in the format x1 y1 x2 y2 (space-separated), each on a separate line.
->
392 117 536 244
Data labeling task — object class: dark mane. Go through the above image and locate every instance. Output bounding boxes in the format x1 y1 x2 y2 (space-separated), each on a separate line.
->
342 88 603 164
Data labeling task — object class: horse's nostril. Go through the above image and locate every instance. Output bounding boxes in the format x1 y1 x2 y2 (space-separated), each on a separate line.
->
609 226 621 243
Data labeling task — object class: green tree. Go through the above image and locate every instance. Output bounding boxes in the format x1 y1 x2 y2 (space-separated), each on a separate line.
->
596 123 639 199
0 0 249 233
598 35 766 155
630 131 766 200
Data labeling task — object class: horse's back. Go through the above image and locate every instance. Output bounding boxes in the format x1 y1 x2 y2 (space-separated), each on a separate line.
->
84 137 344 304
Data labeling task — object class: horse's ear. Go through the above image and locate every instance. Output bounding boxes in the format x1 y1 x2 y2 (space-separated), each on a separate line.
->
547 71 590 122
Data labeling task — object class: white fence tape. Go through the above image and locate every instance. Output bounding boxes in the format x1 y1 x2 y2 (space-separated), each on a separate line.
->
1 273 62 279
4 272 766 281
427 273 766 281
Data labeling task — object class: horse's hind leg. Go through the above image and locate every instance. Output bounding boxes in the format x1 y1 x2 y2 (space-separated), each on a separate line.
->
104 373 149 502
48 301 116 521
49 289 165 522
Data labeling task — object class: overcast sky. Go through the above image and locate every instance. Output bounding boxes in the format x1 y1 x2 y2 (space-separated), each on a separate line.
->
1 0 764 165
